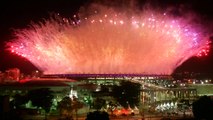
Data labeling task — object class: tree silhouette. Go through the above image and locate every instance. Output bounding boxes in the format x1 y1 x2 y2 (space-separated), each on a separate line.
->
112 81 140 108
27 88 54 119
72 96 84 120
58 96 83 120
86 111 109 120
192 95 213 120
93 97 106 111
58 96 73 120
11 94 29 109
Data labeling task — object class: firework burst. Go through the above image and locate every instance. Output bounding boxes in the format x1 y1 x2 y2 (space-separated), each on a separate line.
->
7 7 210 74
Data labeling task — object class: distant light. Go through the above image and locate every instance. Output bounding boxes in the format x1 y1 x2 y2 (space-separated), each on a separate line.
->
120 20 124 24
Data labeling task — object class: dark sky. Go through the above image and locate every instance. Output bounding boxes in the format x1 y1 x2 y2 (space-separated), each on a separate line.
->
0 0 213 74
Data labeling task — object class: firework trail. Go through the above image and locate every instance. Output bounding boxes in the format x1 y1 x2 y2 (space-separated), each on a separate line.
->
7 6 210 74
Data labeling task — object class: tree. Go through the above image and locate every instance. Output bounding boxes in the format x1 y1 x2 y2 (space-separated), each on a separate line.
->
27 88 54 119
72 96 84 120
112 81 140 108
192 95 213 120
86 111 109 120
57 96 84 120
11 94 29 109
58 96 73 120
93 97 106 111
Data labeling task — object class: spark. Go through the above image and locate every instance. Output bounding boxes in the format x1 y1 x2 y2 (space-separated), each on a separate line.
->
6 9 210 74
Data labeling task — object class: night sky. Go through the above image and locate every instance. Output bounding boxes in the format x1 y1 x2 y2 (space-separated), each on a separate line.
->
0 0 213 75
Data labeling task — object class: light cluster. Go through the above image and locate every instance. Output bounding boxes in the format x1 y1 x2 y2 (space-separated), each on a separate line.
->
196 41 211 57
7 9 210 74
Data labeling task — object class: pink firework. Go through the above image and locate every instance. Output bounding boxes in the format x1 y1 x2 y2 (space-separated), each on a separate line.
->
7 8 210 74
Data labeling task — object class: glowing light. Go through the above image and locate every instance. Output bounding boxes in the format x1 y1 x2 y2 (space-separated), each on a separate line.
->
6 8 210 74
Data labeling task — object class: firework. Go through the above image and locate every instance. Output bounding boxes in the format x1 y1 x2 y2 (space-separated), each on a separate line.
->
7 8 210 74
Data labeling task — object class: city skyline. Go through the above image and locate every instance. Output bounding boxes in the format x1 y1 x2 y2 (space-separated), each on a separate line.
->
0 0 213 75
